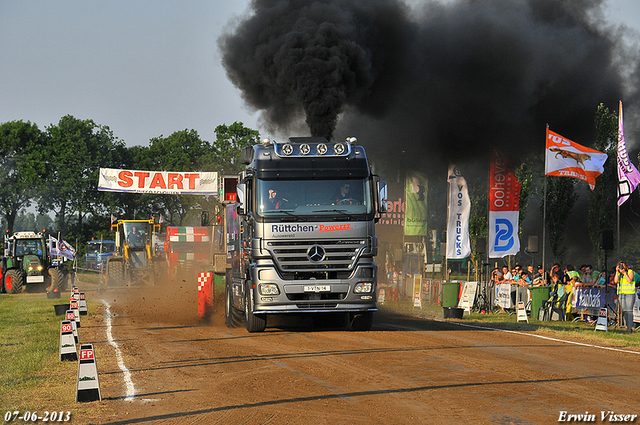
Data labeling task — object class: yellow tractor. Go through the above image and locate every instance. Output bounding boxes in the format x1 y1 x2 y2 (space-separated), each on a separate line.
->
105 218 161 286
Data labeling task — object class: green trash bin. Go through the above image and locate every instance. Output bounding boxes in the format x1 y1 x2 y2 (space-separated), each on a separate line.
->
442 282 461 308
529 285 551 320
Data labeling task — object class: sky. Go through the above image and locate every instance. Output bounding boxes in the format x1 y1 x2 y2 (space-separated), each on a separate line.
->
1 0 640 147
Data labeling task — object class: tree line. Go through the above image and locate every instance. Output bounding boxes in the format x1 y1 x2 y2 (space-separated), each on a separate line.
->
0 115 259 252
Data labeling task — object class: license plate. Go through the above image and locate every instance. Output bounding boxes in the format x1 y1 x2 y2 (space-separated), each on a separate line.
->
27 276 45 283
304 285 330 293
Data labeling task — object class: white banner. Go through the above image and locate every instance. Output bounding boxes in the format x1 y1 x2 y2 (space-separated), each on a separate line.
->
457 281 478 312
446 165 470 259
488 210 520 258
496 283 513 309
98 168 218 195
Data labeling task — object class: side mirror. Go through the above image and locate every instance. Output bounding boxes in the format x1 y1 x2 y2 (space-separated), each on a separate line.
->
236 182 246 215
377 180 388 213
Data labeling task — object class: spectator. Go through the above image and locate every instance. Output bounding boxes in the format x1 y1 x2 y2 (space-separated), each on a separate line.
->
532 264 544 285
614 261 636 332
502 266 513 282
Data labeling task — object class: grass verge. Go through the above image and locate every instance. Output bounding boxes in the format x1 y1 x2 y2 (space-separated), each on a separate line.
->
0 293 105 422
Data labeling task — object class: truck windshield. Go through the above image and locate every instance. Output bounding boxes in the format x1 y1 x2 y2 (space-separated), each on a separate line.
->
87 242 116 254
123 222 148 248
257 178 372 218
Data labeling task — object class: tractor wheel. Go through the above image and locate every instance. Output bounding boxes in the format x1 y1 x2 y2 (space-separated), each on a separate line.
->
244 282 266 333
48 267 65 293
5 269 25 294
106 260 125 286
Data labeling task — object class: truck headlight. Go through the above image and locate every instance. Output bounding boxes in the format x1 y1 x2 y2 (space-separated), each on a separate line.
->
259 283 280 295
354 282 372 293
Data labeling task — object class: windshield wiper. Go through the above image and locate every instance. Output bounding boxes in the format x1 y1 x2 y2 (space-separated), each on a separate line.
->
314 209 359 221
273 210 307 222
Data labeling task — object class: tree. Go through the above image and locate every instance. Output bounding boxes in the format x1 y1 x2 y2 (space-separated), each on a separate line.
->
38 115 124 236
544 176 578 264
588 104 618 263
0 120 44 234
140 129 214 225
211 122 261 174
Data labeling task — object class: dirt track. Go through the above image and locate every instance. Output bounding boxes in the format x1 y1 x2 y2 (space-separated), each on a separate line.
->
75 280 640 425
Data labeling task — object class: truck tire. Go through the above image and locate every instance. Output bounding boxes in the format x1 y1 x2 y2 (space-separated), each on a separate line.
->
106 260 125 286
5 269 25 294
225 284 240 327
48 267 65 293
350 311 373 331
244 282 266 333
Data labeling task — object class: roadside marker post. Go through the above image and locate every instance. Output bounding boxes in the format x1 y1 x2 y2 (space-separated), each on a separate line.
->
66 310 79 344
595 308 608 332
197 272 213 318
76 344 102 402
517 302 528 323
78 292 88 316
59 320 77 361
70 299 81 328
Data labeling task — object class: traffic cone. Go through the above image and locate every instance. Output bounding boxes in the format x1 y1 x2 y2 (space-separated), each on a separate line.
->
70 299 81 328
65 310 79 344
78 292 88 316
59 320 77 361
76 344 101 402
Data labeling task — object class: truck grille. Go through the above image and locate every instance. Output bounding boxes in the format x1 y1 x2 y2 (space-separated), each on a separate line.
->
267 239 366 272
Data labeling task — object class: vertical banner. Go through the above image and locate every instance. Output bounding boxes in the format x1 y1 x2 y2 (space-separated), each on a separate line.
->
617 101 640 206
489 150 521 258
404 171 428 236
446 165 470 259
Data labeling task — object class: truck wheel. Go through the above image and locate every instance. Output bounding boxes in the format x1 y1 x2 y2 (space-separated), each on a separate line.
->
5 269 25 294
244 283 266 333
350 311 373 331
48 267 65 292
225 284 239 327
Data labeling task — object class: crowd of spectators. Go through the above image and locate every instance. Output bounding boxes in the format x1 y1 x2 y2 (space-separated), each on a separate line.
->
489 262 637 331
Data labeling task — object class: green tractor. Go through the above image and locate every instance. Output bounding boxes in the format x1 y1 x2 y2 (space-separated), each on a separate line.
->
0 231 68 294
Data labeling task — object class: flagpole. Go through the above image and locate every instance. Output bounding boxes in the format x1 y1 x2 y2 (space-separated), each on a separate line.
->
542 124 548 276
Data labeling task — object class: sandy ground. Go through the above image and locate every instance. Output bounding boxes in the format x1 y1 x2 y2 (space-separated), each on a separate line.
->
71 278 640 425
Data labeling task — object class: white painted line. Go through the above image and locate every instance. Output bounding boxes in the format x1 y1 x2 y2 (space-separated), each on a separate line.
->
103 300 136 401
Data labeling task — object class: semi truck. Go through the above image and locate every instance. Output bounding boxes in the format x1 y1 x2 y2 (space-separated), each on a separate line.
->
225 136 387 332
85 239 116 271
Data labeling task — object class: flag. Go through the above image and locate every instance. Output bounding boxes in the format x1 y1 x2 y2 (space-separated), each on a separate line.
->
111 214 117 224
159 214 165 224
49 236 75 261
446 165 471 259
404 171 428 236
488 149 521 258
545 128 608 190
617 101 640 206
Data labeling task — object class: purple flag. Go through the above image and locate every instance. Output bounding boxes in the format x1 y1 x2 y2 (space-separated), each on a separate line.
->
617 101 640 206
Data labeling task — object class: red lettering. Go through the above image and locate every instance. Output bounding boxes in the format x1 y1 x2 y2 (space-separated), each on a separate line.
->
134 172 150 188
118 170 133 187
168 173 183 189
149 173 167 189
184 173 199 190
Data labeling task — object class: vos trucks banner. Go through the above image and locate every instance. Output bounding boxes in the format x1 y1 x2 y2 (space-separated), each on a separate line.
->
98 168 218 195
446 165 470 259
488 149 521 258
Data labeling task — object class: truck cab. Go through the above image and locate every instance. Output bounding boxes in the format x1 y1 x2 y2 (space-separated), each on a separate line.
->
225 137 387 332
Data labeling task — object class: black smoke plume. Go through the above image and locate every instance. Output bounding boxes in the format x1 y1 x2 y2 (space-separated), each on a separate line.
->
220 0 639 174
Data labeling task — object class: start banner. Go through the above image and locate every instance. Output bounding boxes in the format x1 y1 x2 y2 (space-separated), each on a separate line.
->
98 168 218 195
